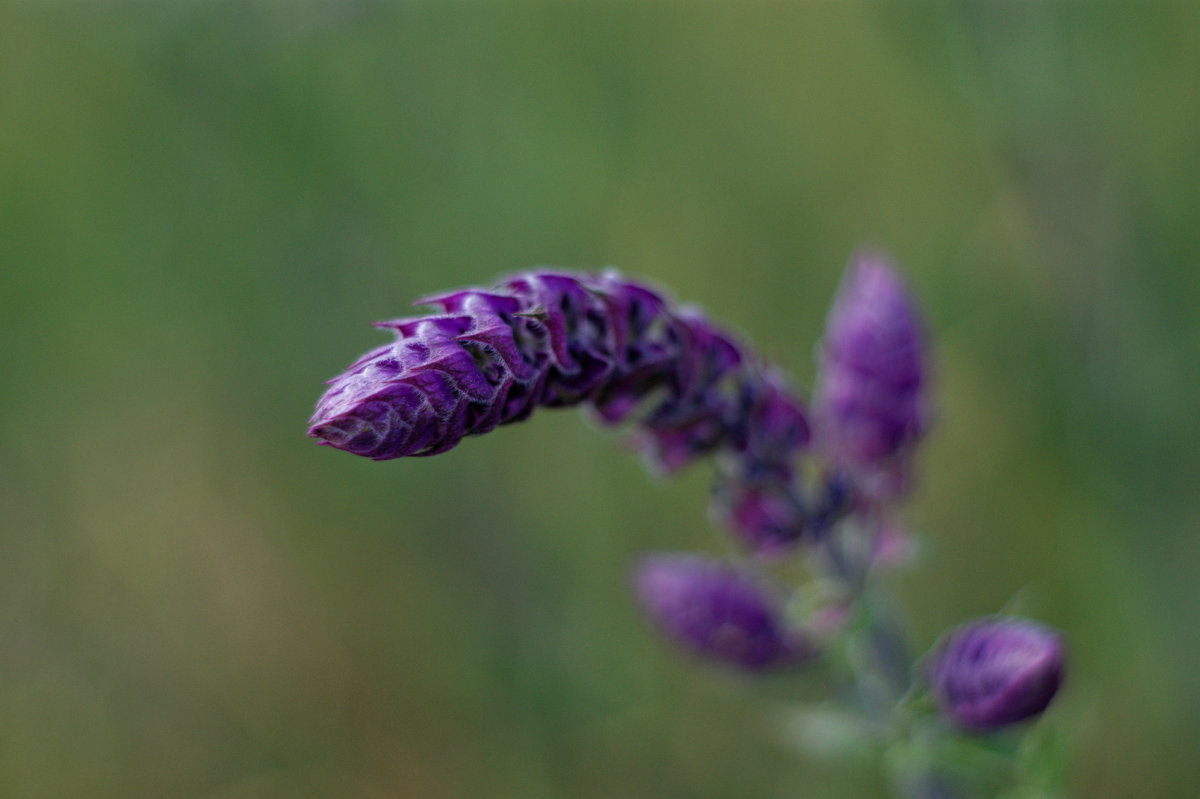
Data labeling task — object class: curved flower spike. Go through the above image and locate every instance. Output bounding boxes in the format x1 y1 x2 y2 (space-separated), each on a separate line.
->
814 253 928 498
310 270 809 467
634 553 814 670
310 269 813 550
928 616 1065 732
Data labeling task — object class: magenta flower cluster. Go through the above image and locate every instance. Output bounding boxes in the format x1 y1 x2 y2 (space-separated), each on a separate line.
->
309 254 1065 733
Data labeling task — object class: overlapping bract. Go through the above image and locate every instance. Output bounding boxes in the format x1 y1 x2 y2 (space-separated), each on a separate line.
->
310 269 812 545
928 617 1065 731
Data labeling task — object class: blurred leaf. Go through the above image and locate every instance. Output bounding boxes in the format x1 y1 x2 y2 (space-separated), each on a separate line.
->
775 704 882 762
1015 722 1067 794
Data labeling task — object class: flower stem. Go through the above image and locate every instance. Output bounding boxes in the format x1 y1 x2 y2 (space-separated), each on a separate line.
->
821 515 960 799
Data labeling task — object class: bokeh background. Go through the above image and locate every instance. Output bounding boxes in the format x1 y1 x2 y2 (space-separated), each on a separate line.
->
3 3 1198 798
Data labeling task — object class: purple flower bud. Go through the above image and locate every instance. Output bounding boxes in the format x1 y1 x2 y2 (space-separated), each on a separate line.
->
928 617 1065 732
711 480 806 554
634 553 813 670
814 253 928 494
311 269 815 552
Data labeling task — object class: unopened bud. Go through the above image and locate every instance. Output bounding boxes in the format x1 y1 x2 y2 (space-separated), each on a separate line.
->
928 617 1065 731
635 553 813 670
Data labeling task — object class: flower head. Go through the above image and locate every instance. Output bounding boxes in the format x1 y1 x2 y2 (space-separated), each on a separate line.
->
310 271 808 465
928 617 1065 731
311 269 814 552
634 553 812 670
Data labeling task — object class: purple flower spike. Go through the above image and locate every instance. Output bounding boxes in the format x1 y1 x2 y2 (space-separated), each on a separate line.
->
814 253 928 495
928 617 1065 732
634 553 812 670
311 269 814 552
310 270 805 465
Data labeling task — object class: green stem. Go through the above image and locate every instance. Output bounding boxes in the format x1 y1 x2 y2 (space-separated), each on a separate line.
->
822 516 960 799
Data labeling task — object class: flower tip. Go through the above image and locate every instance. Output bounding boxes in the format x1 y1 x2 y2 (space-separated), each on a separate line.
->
829 250 924 357
307 421 343 444
845 248 903 282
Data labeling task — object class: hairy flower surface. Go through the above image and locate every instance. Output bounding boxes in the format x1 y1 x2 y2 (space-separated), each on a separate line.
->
928 617 1065 732
310 269 812 547
814 253 928 496
634 553 811 670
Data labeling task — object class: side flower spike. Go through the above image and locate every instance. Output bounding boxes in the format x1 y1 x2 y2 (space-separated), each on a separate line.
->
928 617 1065 732
813 252 929 499
634 553 814 670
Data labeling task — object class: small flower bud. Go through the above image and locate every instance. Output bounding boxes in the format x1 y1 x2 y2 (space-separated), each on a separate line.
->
634 553 812 670
928 617 1065 732
814 253 928 495
711 480 806 554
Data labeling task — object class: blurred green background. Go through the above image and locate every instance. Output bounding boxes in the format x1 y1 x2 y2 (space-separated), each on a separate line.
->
2 3 1198 797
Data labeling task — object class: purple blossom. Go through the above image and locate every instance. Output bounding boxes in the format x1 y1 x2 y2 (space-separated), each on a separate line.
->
814 253 928 496
634 553 812 670
928 617 1065 732
310 269 812 549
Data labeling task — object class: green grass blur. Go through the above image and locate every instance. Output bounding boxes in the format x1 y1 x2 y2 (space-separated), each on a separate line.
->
2 3 1198 797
